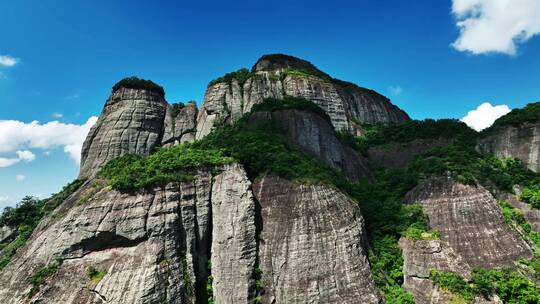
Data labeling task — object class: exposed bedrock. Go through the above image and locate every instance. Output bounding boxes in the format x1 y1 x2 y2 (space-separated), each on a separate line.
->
79 88 168 178
196 55 409 139
247 109 372 181
253 176 380 304
405 176 533 268
477 122 540 172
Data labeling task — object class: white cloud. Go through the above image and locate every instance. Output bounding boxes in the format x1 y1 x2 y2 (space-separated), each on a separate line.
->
52 112 63 119
0 55 18 67
16 150 36 162
389 85 403 97
15 174 25 181
0 116 98 164
451 0 540 55
0 196 9 203
461 102 511 131
0 157 20 168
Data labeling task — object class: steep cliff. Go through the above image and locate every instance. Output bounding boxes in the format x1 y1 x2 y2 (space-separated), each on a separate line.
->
196 54 409 139
253 176 380 304
478 122 540 172
80 87 169 178
477 102 540 172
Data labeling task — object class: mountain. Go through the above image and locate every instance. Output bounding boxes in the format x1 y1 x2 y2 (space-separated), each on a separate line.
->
0 55 539 304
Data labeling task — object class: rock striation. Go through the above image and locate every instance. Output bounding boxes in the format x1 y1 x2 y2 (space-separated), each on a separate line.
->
79 88 169 178
162 102 198 146
247 109 372 180
477 122 540 172
253 176 380 304
0 164 258 304
196 54 409 139
405 176 533 268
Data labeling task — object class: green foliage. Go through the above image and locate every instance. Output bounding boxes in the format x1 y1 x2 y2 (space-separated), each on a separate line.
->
521 182 540 209
170 102 185 118
430 269 476 301
86 266 106 284
254 54 330 79
206 275 214 304
112 76 165 98
485 102 540 132
99 144 234 190
208 68 253 87
181 257 193 300
0 179 85 271
250 96 331 124
430 267 540 304
499 201 540 249
354 119 477 154
472 268 540 304
29 259 62 297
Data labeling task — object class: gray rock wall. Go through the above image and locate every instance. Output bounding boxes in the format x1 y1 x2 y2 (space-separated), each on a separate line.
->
247 109 372 181
477 122 540 172
405 176 533 268
196 59 409 139
253 176 380 304
79 88 168 178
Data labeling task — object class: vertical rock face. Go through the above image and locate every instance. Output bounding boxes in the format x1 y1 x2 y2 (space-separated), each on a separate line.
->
405 176 533 268
247 109 372 180
162 102 198 146
210 164 258 304
196 54 409 139
477 122 540 172
253 176 380 304
0 165 258 304
79 88 168 178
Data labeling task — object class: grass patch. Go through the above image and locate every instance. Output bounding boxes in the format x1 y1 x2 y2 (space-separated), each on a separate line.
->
28 259 62 297
86 265 106 284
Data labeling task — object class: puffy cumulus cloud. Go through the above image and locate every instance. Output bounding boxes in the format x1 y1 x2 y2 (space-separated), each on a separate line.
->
452 0 540 55
15 174 25 181
0 116 98 164
16 150 36 162
461 102 511 131
0 157 20 168
0 55 18 67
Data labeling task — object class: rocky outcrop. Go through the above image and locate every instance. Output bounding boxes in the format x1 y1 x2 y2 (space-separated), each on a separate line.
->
499 191 540 233
162 102 198 146
0 165 257 304
406 176 533 268
477 122 540 172
79 88 168 178
0 225 15 244
253 176 380 304
196 54 409 139
210 165 257 304
247 109 372 180
367 138 451 169
400 238 501 304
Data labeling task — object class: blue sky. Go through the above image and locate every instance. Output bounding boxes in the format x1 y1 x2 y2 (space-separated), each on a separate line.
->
1 0 539 210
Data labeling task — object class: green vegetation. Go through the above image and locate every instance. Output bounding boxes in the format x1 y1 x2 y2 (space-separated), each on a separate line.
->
0 179 85 270
521 182 540 208
430 268 540 304
86 266 106 284
181 257 194 300
353 119 477 154
485 102 540 132
499 201 540 249
254 54 330 80
253 267 263 303
29 259 62 297
207 262 214 304
99 144 234 190
112 76 165 98
208 68 253 87
170 102 185 118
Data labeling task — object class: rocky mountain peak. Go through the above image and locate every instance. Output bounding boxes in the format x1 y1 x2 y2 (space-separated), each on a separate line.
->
252 53 328 77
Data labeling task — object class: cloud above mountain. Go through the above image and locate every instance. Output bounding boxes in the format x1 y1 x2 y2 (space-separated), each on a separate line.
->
461 102 511 131
0 117 98 165
452 0 540 55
